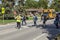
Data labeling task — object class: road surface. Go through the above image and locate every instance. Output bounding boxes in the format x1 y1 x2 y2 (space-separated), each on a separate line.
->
0 19 60 40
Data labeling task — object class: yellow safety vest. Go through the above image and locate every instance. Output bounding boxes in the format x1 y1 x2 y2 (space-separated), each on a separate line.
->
15 16 21 22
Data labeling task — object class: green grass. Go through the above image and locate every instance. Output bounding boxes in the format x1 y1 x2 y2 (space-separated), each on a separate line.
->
0 18 33 25
0 17 33 25
0 20 16 24
28 17 33 20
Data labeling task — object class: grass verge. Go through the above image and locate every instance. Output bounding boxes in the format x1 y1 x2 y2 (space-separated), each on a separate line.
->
0 20 16 24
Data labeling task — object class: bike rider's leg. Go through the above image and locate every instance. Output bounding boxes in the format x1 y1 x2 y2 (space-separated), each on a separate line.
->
18 22 21 29
19 23 21 29
17 22 18 28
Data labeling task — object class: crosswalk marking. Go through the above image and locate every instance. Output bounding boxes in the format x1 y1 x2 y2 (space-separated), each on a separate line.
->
33 33 48 40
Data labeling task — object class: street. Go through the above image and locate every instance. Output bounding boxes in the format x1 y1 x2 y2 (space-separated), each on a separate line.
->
1 0 60 40
0 19 60 40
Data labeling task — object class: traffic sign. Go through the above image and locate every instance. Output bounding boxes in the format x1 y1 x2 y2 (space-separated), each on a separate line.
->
1 7 5 24
2 7 5 14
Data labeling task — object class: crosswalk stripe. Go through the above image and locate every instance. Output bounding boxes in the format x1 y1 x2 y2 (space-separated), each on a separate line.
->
33 33 48 40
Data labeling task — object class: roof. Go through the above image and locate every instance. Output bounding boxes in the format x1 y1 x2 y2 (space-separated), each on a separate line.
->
26 9 43 12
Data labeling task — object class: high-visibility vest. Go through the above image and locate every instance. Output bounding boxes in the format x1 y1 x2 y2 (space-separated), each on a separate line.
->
15 16 22 22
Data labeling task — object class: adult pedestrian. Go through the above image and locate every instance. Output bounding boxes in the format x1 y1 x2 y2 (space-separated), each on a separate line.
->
43 14 47 27
54 13 60 29
33 15 38 26
15 14 22 29
22 15 27 25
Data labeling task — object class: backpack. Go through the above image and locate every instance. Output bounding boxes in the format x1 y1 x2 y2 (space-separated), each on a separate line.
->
35 16 38 20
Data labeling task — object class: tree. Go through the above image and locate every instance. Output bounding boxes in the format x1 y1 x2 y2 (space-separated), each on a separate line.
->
38 0 48 9
50 0 60 11
25 0 39 8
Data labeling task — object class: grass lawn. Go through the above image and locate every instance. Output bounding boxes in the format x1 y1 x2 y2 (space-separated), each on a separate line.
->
0 17 33 25
0 20 16 24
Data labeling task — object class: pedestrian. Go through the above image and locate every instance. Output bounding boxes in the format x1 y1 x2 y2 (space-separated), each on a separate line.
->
54 14 59 29
43 14 47 27
33 15 38 26
15 14 22 29
22 15 27 25
58 13 60 27
54 13 60 29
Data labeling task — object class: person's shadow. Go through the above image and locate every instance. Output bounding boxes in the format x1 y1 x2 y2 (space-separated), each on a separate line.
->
36 24 60 40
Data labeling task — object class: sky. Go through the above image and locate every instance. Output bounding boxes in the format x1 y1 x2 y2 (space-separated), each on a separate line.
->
0 0 53 6
48 0 53 7
35 0 39 2
35 0 53 7
0 0 2 4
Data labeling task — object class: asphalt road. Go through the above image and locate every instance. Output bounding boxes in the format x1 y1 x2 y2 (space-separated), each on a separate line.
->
0 19 60 40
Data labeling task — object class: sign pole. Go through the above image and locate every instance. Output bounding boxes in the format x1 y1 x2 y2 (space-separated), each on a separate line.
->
3 14 4 24
2 7 5 24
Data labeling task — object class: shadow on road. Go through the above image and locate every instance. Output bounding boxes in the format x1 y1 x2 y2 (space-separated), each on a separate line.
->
36 24 60 40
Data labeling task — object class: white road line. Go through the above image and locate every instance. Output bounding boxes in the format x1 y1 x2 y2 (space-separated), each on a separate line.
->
33 33 47 40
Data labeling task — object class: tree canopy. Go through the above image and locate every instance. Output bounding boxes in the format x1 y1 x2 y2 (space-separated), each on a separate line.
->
38 0 48 9
50 0 60 11
25 0 38 8
25 0 48 9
